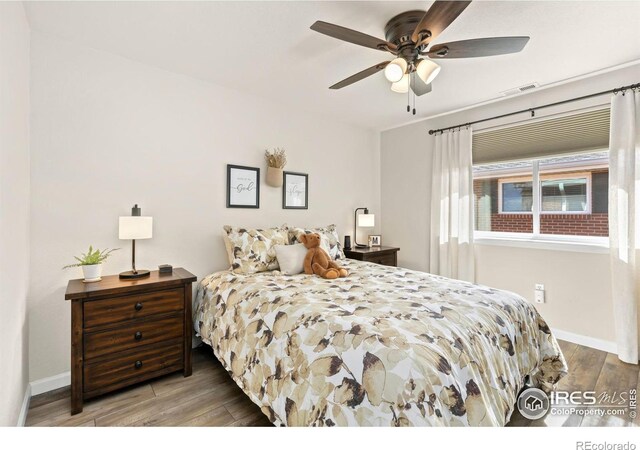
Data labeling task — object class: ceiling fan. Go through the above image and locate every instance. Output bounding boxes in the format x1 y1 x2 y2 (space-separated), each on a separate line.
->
310 1 530 114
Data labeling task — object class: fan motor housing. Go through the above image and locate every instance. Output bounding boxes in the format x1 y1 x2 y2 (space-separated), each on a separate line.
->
384 10 426 48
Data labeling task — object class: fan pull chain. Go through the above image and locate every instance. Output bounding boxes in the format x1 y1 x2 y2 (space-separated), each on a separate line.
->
407 77 410 113
412 82 416 115
404 72 418 115
412 73 416 115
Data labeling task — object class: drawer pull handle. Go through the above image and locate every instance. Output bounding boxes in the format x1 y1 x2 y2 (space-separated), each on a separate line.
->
134 331 142 340
134 360 143 369
134 302 143 311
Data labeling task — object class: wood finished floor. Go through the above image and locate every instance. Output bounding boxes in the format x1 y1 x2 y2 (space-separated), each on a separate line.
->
26 340 639 427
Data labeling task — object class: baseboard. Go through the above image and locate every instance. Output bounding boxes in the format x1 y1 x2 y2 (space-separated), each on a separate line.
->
552 328 617 354
17 384 31 427
30 371 71 396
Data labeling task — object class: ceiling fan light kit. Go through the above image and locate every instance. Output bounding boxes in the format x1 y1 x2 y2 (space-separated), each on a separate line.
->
416 59 441 85
391 74 410 93
310 1 530 115
384 57 407 82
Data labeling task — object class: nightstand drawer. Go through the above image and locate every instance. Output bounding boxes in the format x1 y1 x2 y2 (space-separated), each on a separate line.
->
367 254 396 266
84 315 183 360
83 340 183 394
83 288 183 329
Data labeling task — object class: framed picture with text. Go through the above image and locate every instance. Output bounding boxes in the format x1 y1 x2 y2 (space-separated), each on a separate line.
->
227 164 260 208
282 171 308 209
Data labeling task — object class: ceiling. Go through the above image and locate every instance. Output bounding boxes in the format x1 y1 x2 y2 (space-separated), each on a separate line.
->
24 1 640 130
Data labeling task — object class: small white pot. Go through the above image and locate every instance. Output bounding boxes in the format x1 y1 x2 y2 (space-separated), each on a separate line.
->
82 264 102 283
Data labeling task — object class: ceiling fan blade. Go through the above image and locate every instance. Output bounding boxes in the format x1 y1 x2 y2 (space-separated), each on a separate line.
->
311 21 397 52
410 74 432 96
411 1 472 46
427 36 530 58
329 62 390 90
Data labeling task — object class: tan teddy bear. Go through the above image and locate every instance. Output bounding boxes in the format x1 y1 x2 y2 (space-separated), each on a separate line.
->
299 233 348 279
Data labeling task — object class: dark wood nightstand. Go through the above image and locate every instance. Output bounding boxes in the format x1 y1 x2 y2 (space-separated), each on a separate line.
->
344 246 400 267
65 268 196 414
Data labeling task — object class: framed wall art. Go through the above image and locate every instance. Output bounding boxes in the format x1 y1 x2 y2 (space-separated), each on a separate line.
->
227 164 260 208
282 171 308 209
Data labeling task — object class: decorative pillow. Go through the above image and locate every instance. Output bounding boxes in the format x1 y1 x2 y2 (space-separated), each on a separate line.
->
289 224 345 260
223 225 289 274
222 233 235 266
274 243 307 275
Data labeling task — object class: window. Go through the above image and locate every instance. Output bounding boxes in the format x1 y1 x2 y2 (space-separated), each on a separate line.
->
540 174 589 213
473 151 608 239
499 178 533 213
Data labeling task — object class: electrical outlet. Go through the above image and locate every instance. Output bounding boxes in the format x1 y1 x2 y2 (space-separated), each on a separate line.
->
534 284 545 303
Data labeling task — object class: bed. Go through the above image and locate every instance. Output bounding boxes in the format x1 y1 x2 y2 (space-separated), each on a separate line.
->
194 259 567 426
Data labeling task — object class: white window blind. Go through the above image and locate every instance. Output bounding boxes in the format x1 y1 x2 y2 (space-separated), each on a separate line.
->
472 108 610 164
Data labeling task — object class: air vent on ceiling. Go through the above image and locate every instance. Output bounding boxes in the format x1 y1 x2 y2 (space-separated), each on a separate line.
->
500 82 540 97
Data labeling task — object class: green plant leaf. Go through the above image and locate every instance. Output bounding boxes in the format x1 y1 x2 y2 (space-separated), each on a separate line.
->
63 246 119 270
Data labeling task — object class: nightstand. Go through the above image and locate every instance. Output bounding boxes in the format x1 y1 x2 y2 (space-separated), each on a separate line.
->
344 246 400 267
65 268 197 414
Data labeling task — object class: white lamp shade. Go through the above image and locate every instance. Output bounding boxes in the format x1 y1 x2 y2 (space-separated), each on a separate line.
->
119 216 153 240
384 58 407 83
416 59 441 85
391 74 409 93
357 213 375 227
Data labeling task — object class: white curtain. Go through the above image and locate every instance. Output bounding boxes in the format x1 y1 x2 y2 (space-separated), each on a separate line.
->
430 127 475 282
610 90 640 364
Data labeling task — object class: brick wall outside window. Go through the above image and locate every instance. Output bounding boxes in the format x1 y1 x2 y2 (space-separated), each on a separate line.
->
487 212 609 236
488 213 533 233
540 212 608 236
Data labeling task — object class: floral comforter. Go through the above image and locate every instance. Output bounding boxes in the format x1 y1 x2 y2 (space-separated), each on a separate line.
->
194 260 567 426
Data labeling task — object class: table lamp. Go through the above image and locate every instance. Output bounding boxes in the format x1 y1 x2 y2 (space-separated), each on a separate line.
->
354 207 375 248
119 204 153 279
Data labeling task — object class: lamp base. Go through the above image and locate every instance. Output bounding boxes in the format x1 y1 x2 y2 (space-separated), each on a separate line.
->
119 269 151 279
355 244 369 249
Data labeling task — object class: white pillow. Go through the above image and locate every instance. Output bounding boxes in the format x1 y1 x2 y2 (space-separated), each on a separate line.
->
274 243 307 275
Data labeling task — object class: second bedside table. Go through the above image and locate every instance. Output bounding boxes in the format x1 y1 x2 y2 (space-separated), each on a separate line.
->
344 246 400 267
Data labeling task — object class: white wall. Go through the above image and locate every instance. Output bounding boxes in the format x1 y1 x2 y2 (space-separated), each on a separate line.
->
381 62 640 344
29 33 380 382
0 2 30 426
474 245 614 341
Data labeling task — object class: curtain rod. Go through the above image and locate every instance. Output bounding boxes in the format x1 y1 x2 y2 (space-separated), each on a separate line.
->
428 82 640 135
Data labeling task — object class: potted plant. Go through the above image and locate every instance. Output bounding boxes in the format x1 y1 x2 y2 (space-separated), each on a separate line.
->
63 246 119 282
264 148 287 187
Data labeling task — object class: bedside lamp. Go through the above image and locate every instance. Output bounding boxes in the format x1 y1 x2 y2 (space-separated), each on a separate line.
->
119 204 153 279
354 207 375 248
